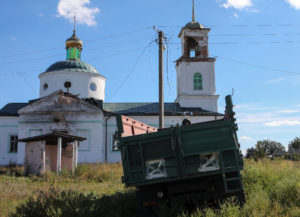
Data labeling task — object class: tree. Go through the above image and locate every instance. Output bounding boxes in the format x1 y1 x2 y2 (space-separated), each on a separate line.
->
246 140 285 159
288 137 300 150
245 147 258 159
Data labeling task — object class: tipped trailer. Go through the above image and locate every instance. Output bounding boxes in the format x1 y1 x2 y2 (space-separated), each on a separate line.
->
115 96 245 216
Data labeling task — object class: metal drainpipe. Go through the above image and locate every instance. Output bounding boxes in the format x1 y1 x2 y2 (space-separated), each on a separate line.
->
105 116 111 163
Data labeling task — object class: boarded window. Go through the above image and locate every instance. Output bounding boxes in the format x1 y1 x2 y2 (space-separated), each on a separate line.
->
193 73 203 90
9 135 18 153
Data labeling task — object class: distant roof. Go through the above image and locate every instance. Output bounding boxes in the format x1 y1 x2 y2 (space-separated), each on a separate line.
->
43 60 100 74
103 102 222 116
0 103 28 116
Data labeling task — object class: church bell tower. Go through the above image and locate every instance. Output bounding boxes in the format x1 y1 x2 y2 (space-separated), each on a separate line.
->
175 0 219 112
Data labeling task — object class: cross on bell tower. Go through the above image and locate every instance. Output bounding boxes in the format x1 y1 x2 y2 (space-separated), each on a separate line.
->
175 0 219 112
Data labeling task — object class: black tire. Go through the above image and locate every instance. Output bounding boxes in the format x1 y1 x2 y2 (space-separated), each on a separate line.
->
136 191 157 217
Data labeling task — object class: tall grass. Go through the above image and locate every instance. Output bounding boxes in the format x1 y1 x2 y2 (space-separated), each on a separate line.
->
178 159 300 217
2 159 300 217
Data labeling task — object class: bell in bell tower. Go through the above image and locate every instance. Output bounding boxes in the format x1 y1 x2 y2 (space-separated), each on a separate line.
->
175 0 219 112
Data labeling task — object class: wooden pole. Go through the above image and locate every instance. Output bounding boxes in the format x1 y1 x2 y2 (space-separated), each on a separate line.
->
158 31 164 129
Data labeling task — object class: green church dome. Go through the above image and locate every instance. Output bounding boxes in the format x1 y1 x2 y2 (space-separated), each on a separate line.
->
45 60 99 74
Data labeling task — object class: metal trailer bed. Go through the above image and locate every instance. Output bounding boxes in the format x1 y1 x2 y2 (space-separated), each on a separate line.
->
115 96 245 216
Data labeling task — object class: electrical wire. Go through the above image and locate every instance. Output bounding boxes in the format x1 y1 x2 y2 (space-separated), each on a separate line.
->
158 24 298 28
0 37 153 65
106 39 156 101
218 56 300 75
0 26 153 59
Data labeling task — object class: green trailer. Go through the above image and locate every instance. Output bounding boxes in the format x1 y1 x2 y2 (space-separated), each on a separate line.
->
115 96 244 216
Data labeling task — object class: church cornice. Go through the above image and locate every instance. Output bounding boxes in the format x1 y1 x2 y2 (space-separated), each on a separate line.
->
175 57 216 66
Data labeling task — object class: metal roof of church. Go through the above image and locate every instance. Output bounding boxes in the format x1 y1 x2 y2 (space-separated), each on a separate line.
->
0 100 222 117
43 60 99 74
0 103 29 116
102 102 222 116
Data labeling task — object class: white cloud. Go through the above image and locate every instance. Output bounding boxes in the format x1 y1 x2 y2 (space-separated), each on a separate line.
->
239 136 253 140
266 77 285 84
279 110 299 114
233 13 239 18
222 0 253 10
38 13 44 17
286 0 300 9
10 36 16 41
264 120 300 127
57 0 100 26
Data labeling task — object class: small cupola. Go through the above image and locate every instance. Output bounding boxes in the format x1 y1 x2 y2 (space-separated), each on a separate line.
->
65 29 82 61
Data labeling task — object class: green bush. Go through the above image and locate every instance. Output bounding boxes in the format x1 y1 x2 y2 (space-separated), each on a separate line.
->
12 185 136 217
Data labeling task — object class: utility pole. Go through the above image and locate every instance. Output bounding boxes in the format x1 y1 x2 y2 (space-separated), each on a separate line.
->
158 31 164 129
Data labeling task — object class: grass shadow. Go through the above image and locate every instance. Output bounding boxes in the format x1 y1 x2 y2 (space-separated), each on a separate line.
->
11 186 137 217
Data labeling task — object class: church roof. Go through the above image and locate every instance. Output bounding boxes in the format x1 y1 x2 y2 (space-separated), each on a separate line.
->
102 102 222 116
184 21 205 29
43 60 99 74
0 100 222 117
66 31 82 45
0 103 29 116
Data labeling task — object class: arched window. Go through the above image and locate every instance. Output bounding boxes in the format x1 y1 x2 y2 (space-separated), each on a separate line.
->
193 73 202 90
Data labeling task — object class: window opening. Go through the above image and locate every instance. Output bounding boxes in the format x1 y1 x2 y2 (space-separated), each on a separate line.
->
193 73 203 90
186 37 199 58
190 49 196 58
43 83 48 90
90 82 97 91
182 119 191 126
9 135 18 153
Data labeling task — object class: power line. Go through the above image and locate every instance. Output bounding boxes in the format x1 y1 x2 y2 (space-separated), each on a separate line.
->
0 37 153 65
0 26 153 59
0 46 150 75
158 24 299 28
167 40 300 45
218 56 300 75
87 46 149 62
0 68 45 76
85 26 153 43
107 39 156 101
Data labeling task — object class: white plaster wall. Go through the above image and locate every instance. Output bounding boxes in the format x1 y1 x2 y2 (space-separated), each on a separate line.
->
39 71 106 100
0 117 19 165
176 61 216 96
176 95 219 112
17 113 105 164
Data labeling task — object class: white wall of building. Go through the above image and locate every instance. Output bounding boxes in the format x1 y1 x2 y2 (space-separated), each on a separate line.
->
17 115 105 165
0 117 19 165
39 71 106 100
176 61 216 96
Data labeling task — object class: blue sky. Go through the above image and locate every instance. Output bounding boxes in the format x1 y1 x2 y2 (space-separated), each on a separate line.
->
1 0 300 152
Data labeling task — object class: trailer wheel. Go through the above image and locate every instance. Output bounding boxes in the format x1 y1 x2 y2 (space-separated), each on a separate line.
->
136 191 156 217
237 190 246 206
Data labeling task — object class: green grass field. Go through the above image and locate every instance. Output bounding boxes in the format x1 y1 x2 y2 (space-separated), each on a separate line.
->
1 159 300 217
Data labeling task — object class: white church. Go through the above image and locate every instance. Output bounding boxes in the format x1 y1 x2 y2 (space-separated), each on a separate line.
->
0 16 223 165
